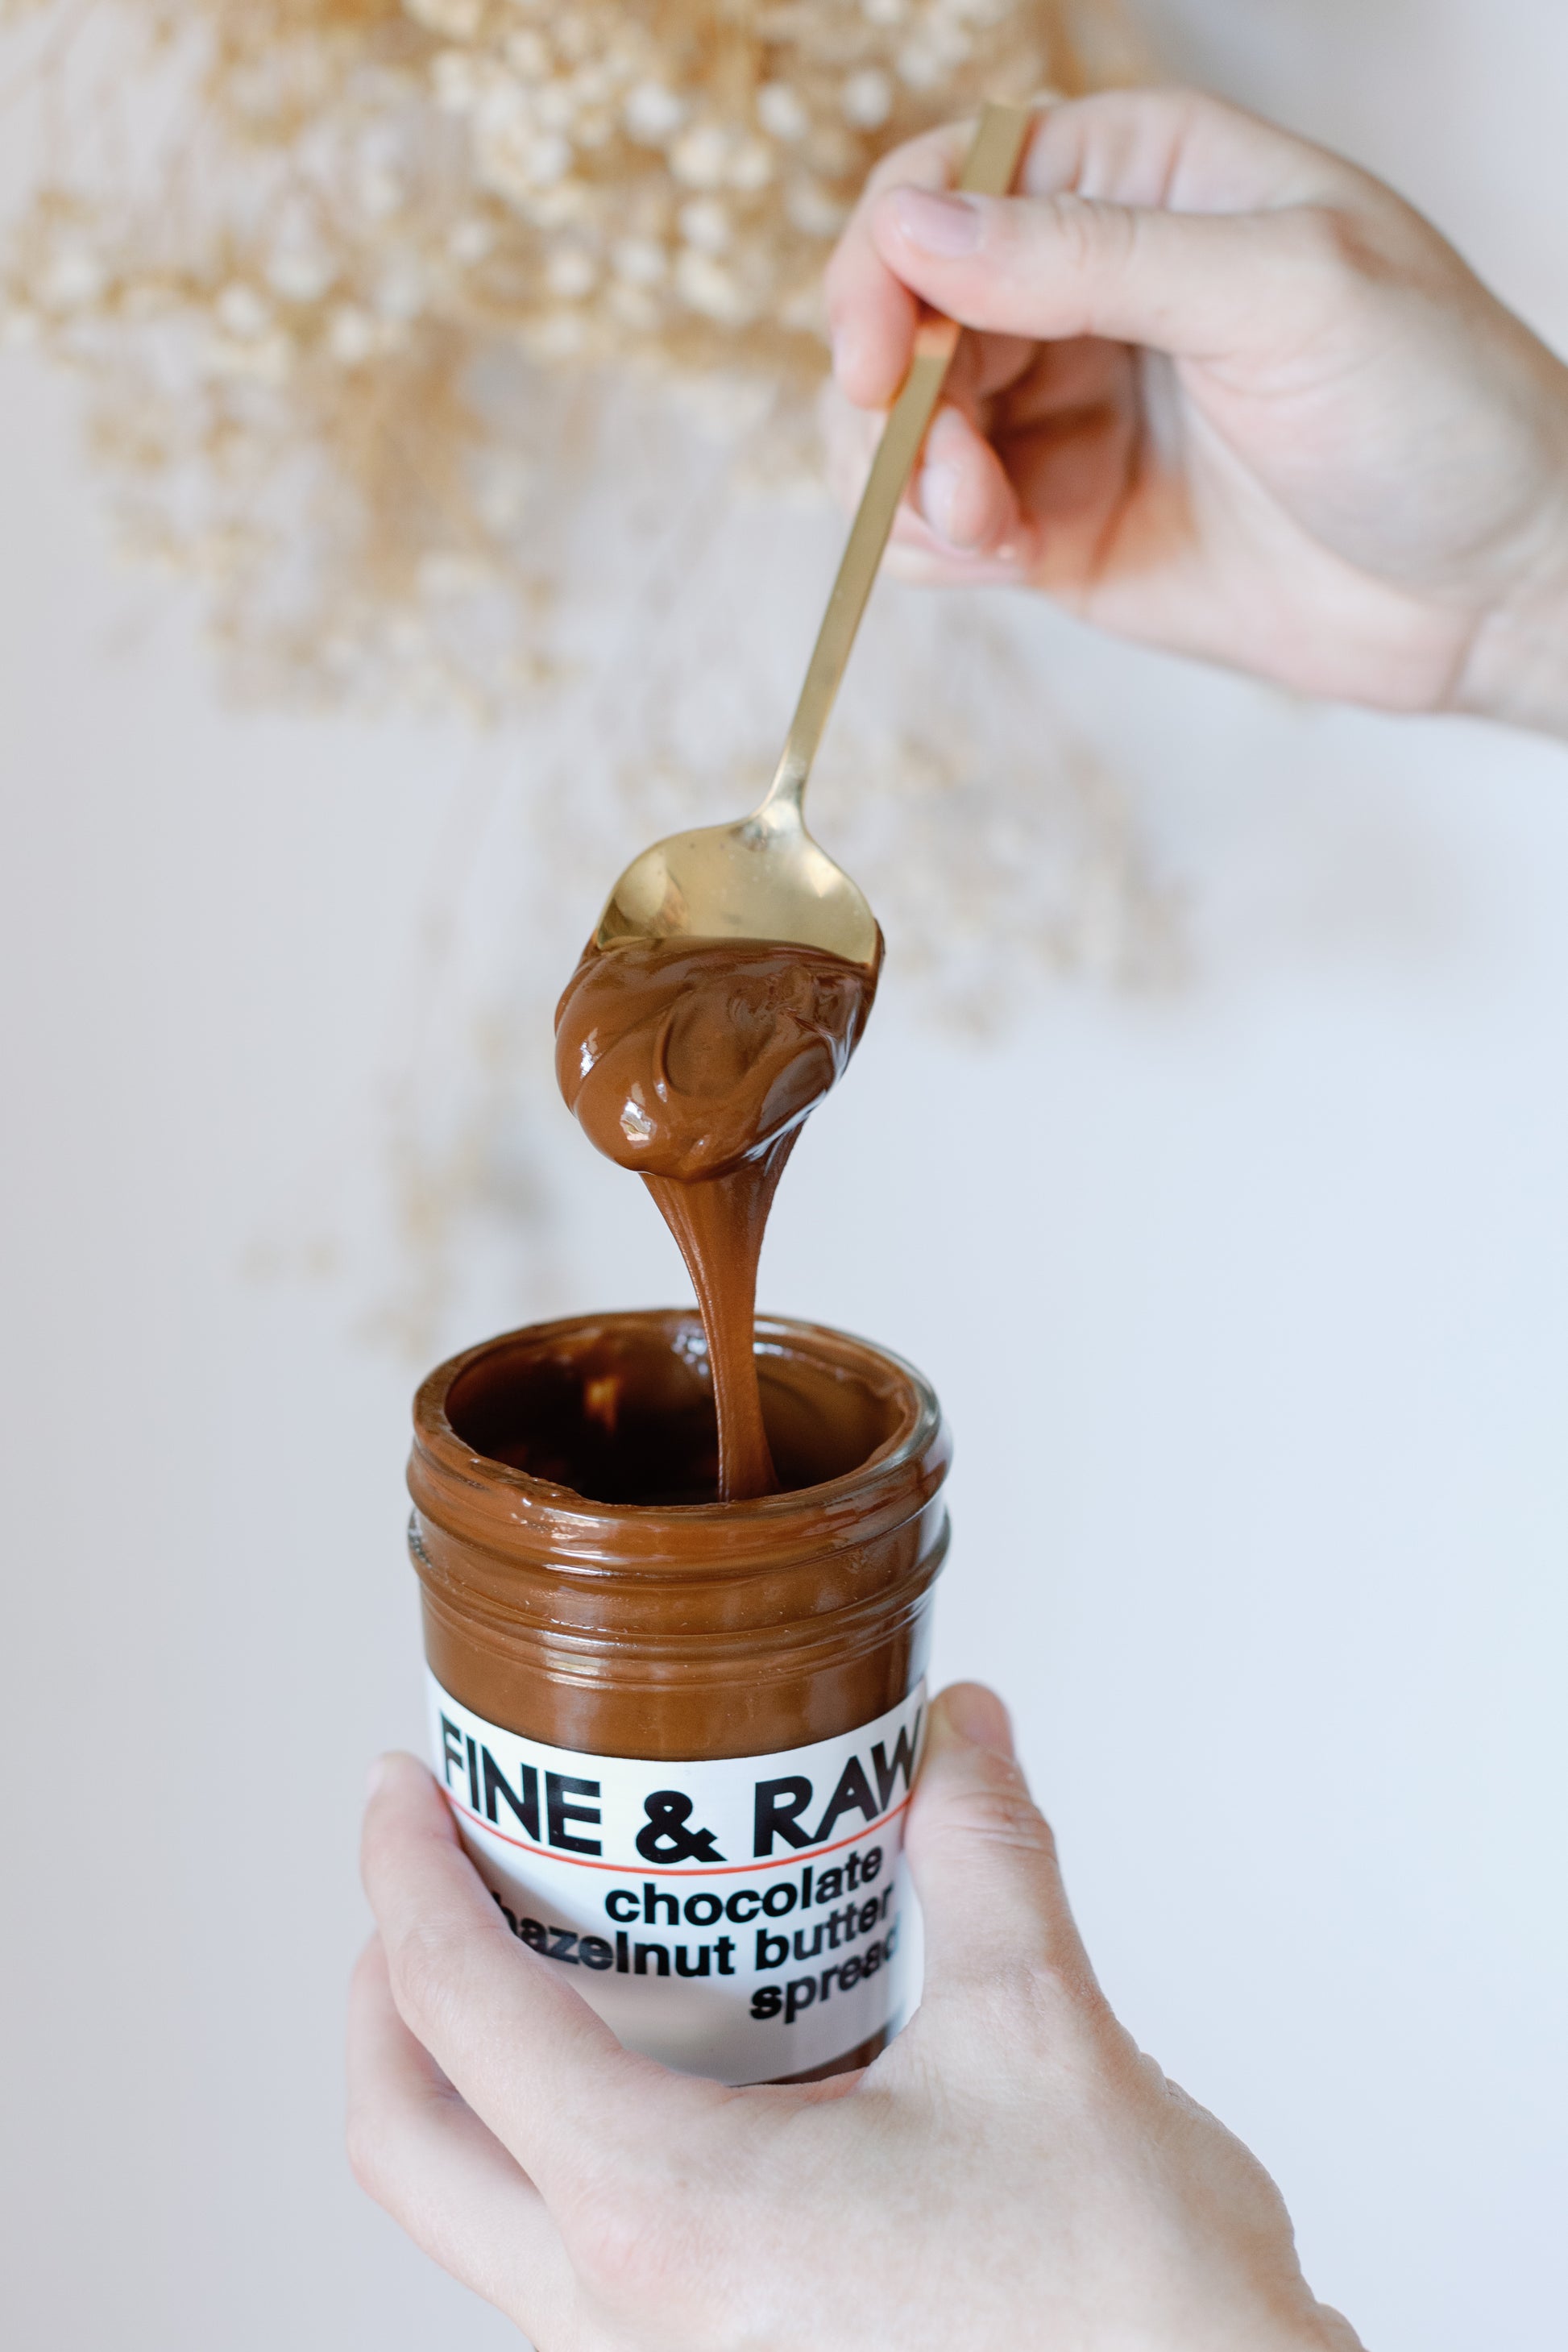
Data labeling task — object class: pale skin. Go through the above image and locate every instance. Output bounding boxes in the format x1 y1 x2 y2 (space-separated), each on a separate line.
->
823 88 1568 736
351 1688 1359 2350
347 88 1568 2345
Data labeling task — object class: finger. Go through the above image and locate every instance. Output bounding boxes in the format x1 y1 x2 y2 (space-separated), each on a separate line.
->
905 1686 1103 2016
823 346 1129 583
819 380 1035 583
950 326 1041 408
360 1753 717 2199
825 120 970 407
821 335 1130 575
1018 86 1359 214
869 178 1354 364
914 404 1020 554
912 334 1134 556
989 334 1130 435
827 89 1360 409
346 1935 576 2335
881 530 1034 589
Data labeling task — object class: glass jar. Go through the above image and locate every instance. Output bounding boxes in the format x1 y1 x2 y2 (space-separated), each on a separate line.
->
407 1307 951 2085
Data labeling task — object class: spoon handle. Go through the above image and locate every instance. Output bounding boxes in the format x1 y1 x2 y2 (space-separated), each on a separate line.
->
764 100 1034 815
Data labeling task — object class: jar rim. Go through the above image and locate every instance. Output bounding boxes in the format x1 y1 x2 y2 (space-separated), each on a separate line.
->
409 1309 950 1574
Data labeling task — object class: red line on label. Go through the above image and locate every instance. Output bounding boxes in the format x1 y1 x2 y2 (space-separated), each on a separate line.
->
443 1790 913 1874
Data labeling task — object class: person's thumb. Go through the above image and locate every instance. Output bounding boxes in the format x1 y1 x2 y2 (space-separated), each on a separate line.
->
870 181 1331 359
906 1684 1102 2020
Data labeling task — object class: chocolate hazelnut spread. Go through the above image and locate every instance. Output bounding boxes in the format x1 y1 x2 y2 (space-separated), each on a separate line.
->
554 935 880 1502
408 1309 951 2082
403 925 952 2083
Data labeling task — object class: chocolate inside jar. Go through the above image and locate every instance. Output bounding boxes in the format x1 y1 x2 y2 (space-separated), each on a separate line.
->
445 1310 902 1508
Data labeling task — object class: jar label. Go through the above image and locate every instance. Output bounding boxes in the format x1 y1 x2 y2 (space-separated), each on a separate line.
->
426 1673 926 2084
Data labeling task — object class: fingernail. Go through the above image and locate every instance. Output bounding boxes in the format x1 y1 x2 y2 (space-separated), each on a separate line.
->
366 1755 391 1799
919 462 981 551
891 186 984 257
939 1684 1015 1757
830 315 874 400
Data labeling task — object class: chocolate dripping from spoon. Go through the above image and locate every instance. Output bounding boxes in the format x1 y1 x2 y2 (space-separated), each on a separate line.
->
554 934 880 1500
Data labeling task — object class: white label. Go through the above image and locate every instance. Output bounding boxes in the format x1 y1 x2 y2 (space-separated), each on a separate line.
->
427 1673 925 2084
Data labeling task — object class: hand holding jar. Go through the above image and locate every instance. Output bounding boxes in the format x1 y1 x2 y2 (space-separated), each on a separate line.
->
349 1683 1362 2352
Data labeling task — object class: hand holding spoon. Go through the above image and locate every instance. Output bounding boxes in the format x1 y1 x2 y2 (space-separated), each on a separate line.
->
593 102 1035 969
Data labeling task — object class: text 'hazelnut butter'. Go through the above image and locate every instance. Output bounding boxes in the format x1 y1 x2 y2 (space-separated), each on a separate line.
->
409 1308 951 2084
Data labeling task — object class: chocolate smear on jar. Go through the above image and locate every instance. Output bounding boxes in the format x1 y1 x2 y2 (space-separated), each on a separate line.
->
554 935 880 1501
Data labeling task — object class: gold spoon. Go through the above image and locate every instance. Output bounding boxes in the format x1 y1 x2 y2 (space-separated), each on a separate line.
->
593 101 1033 970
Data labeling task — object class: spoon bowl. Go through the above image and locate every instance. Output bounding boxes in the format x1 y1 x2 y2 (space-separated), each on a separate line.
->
594 794 880 965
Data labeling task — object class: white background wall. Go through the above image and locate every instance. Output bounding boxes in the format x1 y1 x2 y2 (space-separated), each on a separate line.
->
3 3 1566 2346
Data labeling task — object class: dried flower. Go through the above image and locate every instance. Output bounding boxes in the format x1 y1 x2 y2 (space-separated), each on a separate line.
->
1 0 1142 713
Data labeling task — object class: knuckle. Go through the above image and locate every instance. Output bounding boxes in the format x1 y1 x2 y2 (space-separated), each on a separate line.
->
1012 1953 1116 2045
1289 201 1357 273
928 1757 1058 1861
1158 84 1242 146
923 1955 1105 2082
1284 201 1404 294
573 2176 711 2315
821 240 861 309
865 120 964 201
383 1910 469 2038
1035 192 1139 306
344 2097 393 2205
567 2129 766 2341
